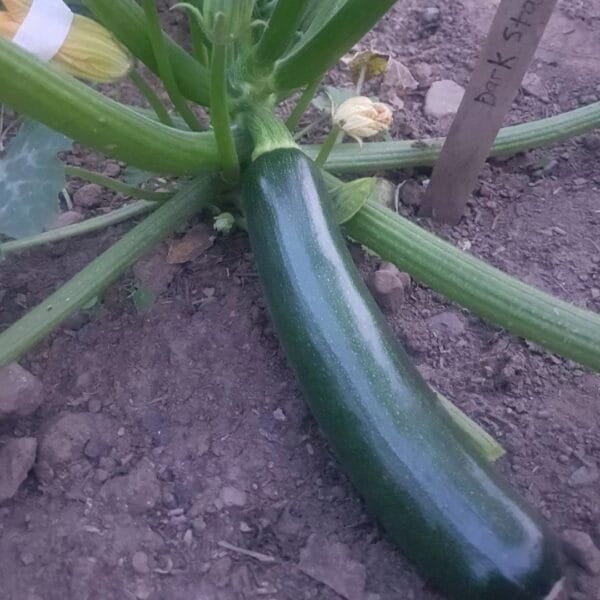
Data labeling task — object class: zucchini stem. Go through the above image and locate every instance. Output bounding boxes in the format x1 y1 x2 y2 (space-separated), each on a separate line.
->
315 125 343 166
286 76 322 131
243 104 297 159
210 15 240 182
308 101 600 174
129 68 174 127
1 201 158 256
64 166 174 202
340 192 600 372
141 0 203 131
253 0 312 69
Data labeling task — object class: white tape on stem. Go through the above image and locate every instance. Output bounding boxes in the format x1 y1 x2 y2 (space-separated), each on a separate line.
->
12 0 74 62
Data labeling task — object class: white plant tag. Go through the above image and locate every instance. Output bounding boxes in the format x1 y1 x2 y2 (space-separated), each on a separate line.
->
12 0 73 62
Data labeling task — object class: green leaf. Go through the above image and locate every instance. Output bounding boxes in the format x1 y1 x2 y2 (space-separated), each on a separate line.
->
0 120 72 239
332 177 375 224
129 286 156 313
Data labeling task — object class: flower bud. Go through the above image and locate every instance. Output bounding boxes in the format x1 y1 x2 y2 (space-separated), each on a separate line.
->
333 96 393 143
0 0 132 83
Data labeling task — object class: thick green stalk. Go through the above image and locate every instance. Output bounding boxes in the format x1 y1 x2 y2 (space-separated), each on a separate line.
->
130 69 174 127
82 0 210 105
186 7 211 66
1 201 158 256
0 177 216 366
308 101 600 173
286 76 322 131
0 39 223 174
274 0 396 91
211 40 240 181
343 197 600 372
253 0 311 68
64 166 174 201
141 0 202 131
243 105 297 158
315 125 342 166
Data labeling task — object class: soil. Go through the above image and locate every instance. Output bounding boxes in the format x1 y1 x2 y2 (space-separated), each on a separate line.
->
1 1 600 599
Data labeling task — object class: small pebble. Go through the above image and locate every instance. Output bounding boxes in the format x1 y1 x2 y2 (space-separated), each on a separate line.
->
568 463 599 488
183 529 193 546
273 408 287 422
220 486 247 508
424 80 465 119
192 517 206 533
132 551 150 575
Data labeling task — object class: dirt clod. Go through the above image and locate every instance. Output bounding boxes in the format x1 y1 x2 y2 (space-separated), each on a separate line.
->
0 437 37 502
220 486 247 508
0 363 44 420
427 311 466 337
400 179 425 208
36 412 114 484
73 184 104 209
48 211 84 230
299 534 367 600
568 463 599 488
562 530 600 575
133 245 179 297
370 263 411 312
100 458 161 516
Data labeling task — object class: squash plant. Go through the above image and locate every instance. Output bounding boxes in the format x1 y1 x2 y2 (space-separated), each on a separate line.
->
1 1 599 597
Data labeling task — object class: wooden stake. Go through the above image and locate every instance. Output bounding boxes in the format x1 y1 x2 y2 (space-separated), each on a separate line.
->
421 0 558 224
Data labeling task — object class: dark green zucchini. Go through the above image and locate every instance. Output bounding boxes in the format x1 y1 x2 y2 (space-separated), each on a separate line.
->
241 148 562 600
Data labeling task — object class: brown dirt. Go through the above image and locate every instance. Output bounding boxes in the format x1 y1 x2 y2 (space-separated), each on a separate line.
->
1 1 600 599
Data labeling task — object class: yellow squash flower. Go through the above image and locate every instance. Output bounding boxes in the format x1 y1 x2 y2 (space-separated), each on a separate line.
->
333 96 393 143
0 0 132 82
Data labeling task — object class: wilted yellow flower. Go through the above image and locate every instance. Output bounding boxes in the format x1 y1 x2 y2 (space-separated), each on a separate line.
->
0 0 132 83
333 96 393 143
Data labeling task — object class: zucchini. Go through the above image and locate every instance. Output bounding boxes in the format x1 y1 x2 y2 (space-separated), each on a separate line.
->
242 148 562 600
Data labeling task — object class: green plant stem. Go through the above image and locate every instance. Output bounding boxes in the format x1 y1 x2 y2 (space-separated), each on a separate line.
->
315 125 342 166
294 114 329 140
82 0 210 105
141 0 202 131
243 104 297 158
64 166 174 201
0 38 227 174
186 7 210 66
434 391 504 463
286 76 322 131
308 101 600 174
1 201 158 256
0 176 217 366
253 0 311 68
210 41 240 181
274 0 396 91
129 68 174 127
340 192 600 372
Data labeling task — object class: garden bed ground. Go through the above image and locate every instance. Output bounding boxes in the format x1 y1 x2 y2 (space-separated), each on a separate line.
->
1 1 599 599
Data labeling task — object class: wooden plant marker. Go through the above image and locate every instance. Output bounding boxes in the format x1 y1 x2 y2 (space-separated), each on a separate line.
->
420 0 558 224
